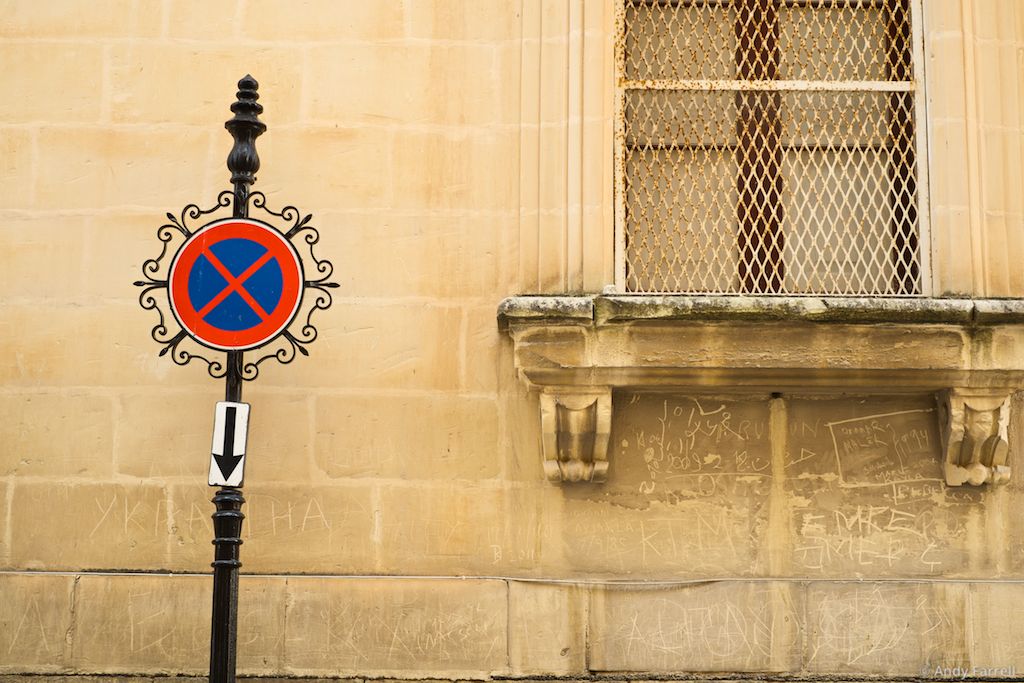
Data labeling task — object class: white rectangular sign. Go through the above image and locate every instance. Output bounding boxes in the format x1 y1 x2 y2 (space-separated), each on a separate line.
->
209 401 250 487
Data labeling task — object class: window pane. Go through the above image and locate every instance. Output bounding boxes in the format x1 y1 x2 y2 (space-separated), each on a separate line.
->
625 148 739 293
618 0 922 295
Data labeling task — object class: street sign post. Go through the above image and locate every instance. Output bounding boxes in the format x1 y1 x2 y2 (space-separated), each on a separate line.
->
134 76 336 683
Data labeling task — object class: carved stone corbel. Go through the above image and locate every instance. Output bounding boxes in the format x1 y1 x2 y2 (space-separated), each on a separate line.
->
937 389 1012 486
540 388 612 483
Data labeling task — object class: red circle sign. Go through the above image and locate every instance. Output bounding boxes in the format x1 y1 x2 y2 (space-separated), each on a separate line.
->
168 218 303 351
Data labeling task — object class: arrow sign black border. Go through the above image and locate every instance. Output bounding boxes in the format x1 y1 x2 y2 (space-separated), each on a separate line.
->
210 401 248 487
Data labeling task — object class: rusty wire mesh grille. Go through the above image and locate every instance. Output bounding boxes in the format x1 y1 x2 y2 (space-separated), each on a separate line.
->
617 0 923 295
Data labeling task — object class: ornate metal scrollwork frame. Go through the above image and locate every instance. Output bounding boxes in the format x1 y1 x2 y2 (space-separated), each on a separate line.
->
134 191 338 380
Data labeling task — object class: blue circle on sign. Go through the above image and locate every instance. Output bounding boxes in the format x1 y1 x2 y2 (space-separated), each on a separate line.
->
187 238 285 331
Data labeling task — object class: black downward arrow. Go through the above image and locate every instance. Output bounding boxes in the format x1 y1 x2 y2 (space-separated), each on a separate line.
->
214 406 242 481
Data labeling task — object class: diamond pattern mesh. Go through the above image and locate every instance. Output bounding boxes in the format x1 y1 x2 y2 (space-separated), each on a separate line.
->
619 0 922 295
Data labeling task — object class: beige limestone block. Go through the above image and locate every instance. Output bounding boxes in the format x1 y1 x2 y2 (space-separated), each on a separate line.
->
0 302 207 388
166 0 244 41
556 394 772 576
508 581 587 675
0 1 161 38
243 392 315 482
243 0 404 41
314 393 499 480
500 380 546 483
256 128 392 212
284 577 507 677
980 324 1024 372
0 129 34 210
35 127 214 210
512 325 591 369
463 306 502 392
255 302 461 391
0 678 160 683
0 215 89 300
109 45 303 126
589 581 802 672
167 482 375 573
70 574 285 675
0 573 74 671
404 0 522 40
930 207 975 296
391 130 519 211
608 324 967 371
324 212 511 300
9 482 169 570
968 583 1024 671
560 491 770 577
117 390 311 482
88 211 174 302
804 582 969 675
115 391 212 479
785 395 981 577
0 391 114 477
0 43 103 123
307 44 504 126
237 577 288 675
0 481 8 563
377 483 514 574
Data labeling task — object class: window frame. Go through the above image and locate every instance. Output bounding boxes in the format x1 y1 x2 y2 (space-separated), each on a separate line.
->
612 0 933 296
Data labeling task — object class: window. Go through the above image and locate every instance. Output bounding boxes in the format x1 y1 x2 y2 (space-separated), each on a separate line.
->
616 0 926 295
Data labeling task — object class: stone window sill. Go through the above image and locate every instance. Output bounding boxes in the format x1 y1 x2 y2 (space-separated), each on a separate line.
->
498 295 1024 486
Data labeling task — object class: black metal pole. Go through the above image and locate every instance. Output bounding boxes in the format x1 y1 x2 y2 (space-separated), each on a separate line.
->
210 75 266 683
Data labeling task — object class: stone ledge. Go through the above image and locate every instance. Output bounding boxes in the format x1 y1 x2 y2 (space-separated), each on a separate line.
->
498 295 1024 486
499 295 1024 327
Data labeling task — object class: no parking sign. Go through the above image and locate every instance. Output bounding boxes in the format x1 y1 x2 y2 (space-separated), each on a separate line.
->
168 218 304 351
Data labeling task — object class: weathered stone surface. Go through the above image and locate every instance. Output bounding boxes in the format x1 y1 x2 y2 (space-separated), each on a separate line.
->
9 482 168 570
589 581 802 672
35 128 213 210
327 213 510 300
559 394 772 576
255 303 461 391
243 0 403 41
0 1 160 37
967 583 1024 672
803 582 969 675
391 130 518 211
70 574 285 675
314 393 500 480
307 44 504 126
117 390 312 482
786 395 983 577
0 481 8 564
0 215 90 300
0 303 201 388
0 43 104 123
0 129 34 210
0 573 74 671
167 482 376 574
284 578 507 677
109 45 303 126
257 128 392 211
508 581 587 675
0 392 114 477
377 484 517 574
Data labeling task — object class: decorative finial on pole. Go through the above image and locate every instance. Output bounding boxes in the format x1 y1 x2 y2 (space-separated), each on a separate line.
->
225 75 266 215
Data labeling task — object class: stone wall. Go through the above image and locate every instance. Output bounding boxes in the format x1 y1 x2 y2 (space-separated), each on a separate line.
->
2 0 1024 680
